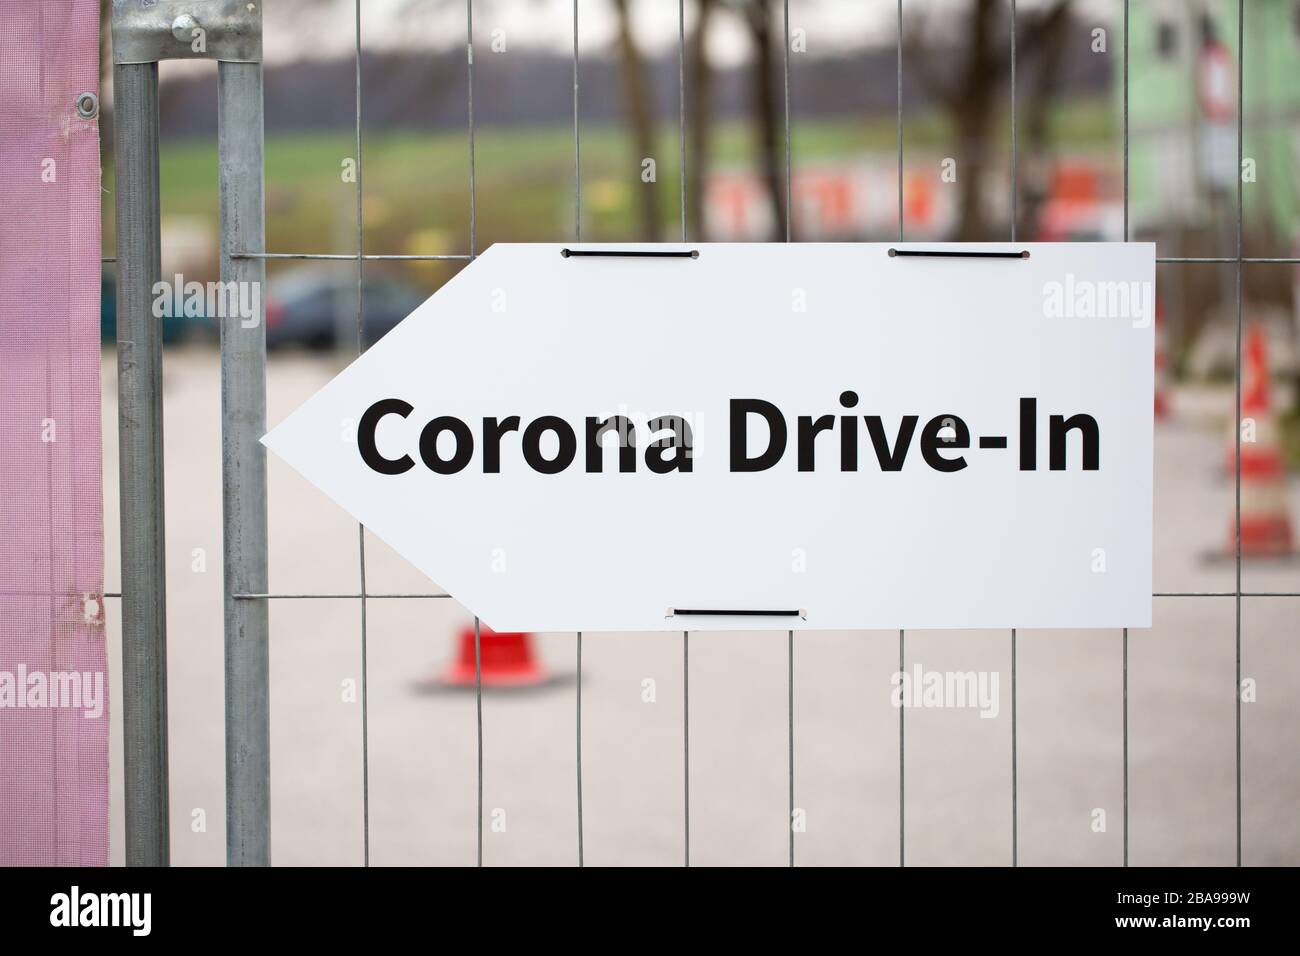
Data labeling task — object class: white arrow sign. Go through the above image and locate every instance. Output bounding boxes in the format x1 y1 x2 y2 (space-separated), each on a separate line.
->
263 243 1154 632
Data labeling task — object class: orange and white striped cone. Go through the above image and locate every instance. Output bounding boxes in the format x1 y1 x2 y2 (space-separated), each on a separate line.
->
1233 478 1295 556
1225 324 1294 556
1224 324 1286 480
442 623 548 688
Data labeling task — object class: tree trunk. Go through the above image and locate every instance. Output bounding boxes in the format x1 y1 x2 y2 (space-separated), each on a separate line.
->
686 0 717 240
1016 0 1072 240
747 0 787 241
952 0 1000 241
613 0 661 241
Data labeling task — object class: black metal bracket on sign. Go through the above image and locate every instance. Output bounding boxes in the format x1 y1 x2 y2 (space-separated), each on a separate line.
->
667 608 806 619
888 248 1030 259
561 248 699 259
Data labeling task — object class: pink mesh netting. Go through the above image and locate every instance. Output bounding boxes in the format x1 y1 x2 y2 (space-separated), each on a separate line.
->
0 0 108 865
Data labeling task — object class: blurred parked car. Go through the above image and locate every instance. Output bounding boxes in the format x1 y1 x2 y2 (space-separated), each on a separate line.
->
264 267 427 350
100 272 210 345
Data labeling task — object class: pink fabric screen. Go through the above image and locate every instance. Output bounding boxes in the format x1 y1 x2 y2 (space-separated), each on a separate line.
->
0 0 108 865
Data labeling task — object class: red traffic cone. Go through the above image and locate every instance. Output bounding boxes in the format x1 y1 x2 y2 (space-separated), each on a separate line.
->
1225 325 1294 556
1234 479 1294 556
1224 324 1286 480
442 623 547 688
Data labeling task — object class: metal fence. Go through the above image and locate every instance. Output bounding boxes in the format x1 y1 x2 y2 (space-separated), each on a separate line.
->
104 0 1297 867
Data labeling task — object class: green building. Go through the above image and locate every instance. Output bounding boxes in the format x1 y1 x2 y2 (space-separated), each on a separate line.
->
1121 0 1300 251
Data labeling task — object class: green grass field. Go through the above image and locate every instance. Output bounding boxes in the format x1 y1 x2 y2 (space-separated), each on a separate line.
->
101 99 1119 286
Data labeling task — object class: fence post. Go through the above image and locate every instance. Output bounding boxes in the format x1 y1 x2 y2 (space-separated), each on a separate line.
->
218 59 271 867
113 59 170 868
112 0 266 867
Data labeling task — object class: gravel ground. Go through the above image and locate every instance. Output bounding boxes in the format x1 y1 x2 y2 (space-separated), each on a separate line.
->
102 348 1300 866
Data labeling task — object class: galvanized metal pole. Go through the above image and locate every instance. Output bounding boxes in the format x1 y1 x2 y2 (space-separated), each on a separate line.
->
113 60 171 868
219 60 271 867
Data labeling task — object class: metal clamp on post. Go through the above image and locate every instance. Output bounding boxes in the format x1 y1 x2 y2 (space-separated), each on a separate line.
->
112 0 263 64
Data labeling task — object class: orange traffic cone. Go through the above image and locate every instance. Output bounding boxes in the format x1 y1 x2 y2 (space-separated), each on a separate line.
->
1224 324 1286 480
1235 479 1294 556
442 623 547 688
1226 325 1294 556
1154 300 1171 419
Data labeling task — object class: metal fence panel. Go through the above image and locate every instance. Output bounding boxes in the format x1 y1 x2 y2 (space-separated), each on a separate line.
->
104 0 1298 867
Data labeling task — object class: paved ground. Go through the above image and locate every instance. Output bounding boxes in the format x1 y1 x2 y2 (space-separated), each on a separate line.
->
102 349 1300 866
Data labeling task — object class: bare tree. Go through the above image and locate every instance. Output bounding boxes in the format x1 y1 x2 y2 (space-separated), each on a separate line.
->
686 0 719 240
735 0 786 240
1015 0 1073 240
905 0 1071 240
612 0 661 240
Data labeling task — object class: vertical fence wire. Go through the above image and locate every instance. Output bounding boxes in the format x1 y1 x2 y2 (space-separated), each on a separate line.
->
1010 627 1018 865
898 628 905 866
1009 0 1017 243
576 632 583 866
782 0 793 242
781 0 794 868
678 0 687 243
1121 0 1129 245
351 0 372 869
464 0 487 872
572 0 581 241
475 616 483 866
467 0 477 259
788 629 795 866
1121 0 1130 869
1233 0 1244 868
1009 0 1019 869
1122 626 1128 864
679 1 690 869
896 0 905 870
569 0 585 868
676 3 696 868
683 630 690 866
